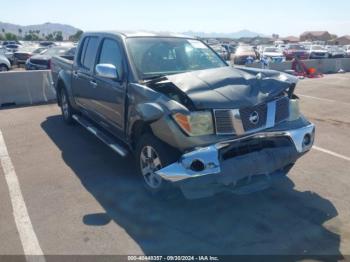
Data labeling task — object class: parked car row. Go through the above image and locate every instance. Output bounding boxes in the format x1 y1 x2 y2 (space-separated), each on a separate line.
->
1 39 350 72
25 46 76 70
0 40 76 71
230 43 350 65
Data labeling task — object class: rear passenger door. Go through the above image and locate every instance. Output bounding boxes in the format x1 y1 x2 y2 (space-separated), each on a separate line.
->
93 38 127 136
72 36 100 114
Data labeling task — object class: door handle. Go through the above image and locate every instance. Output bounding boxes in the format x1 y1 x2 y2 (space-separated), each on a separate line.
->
90 80 98 88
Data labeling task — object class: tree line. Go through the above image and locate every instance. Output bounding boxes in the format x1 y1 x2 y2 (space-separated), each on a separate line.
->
0 28 83 42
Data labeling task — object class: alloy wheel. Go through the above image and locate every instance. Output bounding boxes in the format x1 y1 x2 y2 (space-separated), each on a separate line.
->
140 146 163 189
61 90 69 119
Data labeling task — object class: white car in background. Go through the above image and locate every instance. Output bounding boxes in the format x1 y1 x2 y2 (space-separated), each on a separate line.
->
306 45 328 59
0 55 11 72
276 44 287 50
0 45 14 63
326 46 346 58
261 46 285 62
345 45 350 57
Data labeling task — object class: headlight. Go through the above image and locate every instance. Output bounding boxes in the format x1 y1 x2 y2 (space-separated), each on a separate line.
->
288 99 301 121
173 111 214 136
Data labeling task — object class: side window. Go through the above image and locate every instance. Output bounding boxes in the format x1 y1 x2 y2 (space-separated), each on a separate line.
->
79 38 89 66
82 37 99 71
98 39 123 77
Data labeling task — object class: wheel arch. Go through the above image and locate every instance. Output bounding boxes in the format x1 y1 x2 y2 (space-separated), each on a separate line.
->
0 63 9 71
56 78 66 106
130 120 153 150
55 71 77 110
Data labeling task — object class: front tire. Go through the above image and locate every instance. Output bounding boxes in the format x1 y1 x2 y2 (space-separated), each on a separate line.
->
60 88 74 125
136 133 180 196
0 64 9 72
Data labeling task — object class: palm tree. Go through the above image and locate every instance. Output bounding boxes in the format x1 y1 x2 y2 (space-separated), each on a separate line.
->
18 28 22 39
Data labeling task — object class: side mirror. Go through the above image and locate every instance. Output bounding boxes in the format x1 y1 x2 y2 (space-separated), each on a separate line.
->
95 64 119 80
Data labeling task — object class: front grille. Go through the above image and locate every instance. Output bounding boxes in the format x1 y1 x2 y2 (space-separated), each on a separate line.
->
30 59 49 66
275 97 289 123
221 137 291 160
314 52 326 56
222 140 275 160
240 103 267 131
214 110 235 134
214 97 290 135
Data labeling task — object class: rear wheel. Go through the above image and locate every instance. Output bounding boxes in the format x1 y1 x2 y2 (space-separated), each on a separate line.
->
136 133 181 197
0 64 9 72
60 88 74 124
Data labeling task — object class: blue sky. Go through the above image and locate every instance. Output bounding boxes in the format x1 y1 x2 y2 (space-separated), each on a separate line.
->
1 0 350 36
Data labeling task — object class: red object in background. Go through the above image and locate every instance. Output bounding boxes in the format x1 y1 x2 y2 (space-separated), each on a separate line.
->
308 68 316 74
291 58 323 78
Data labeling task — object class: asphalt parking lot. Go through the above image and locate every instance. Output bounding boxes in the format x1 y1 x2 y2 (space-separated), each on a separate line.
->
0 73 350 259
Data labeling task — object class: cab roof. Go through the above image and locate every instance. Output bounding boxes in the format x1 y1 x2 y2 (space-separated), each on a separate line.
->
84 31 197 39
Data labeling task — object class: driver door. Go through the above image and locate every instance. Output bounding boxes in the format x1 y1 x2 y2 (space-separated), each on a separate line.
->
92 37 126 137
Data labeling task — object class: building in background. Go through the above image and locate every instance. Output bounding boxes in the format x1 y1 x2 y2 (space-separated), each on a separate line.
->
281 36 300 43
335 35 350 45
300 31 332 42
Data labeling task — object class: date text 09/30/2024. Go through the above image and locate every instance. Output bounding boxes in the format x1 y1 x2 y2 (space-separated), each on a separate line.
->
127 256 219 261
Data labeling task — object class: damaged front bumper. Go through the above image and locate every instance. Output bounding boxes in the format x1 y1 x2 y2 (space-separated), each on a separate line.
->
156 123 315 198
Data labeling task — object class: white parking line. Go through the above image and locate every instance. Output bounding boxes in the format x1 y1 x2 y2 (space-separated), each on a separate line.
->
0 130 45 261
313 146 350 162
298 94 350 105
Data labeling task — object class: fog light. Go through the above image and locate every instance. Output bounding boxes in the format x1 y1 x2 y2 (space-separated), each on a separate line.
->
303 134 312 147
190 159 205 172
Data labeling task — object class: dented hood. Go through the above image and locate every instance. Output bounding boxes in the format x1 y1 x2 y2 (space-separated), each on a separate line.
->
165 66 297 109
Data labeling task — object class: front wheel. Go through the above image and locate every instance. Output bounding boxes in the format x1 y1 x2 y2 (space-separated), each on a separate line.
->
136 133 181 196
0 64 9 72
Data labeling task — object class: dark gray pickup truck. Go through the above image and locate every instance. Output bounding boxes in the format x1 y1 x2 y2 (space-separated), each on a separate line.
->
51 31 315 199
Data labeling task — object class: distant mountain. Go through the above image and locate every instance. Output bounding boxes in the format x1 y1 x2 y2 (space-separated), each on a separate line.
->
182 30 265 39
0 22 264 40
0 22 81 39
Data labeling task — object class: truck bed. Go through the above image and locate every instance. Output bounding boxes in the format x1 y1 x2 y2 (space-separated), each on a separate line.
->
51 55 74 86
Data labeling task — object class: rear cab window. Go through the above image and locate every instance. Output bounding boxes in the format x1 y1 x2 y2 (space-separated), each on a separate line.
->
78 36 99 72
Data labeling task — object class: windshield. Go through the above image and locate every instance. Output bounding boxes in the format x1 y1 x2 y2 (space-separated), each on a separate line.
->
32 47 47 54
236 46 253 52
6 44 19 48
288 45 305 50
18 47 39 53
312 45 325 50
43 47 71 56
264 47 278 52
126 37 227 80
